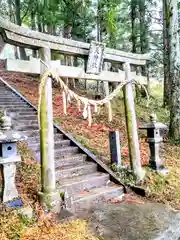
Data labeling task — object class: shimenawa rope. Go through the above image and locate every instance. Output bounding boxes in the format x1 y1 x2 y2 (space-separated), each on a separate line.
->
38 62 149 127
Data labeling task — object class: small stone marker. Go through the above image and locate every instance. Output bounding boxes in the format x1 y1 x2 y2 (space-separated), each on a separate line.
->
0 110 27 203
109 131 121 166
86 41 105 75
139 113 168 172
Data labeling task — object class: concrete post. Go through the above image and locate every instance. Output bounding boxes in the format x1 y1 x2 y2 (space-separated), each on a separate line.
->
109 131 121 166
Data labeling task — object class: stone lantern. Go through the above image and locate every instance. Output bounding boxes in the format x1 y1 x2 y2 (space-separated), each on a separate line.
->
0 110 27 203
139 113 168 172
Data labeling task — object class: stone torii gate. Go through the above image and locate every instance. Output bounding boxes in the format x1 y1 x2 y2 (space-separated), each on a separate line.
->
0 17 150 212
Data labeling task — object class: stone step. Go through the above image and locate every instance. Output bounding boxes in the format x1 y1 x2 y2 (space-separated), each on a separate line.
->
18 125 59 134
0 99 24 103
0 89 14 92
0 85 9 88
55 154 87 168
0 99 21 103
1 109 34 115
0 104 29 109
0 86 12 88
17 119 38 125
34 147 79 161
6 108 35 113
0 98 23 102
0 92 16 96
0 96 17 99
28 139 71 152
0 93 14 96
0 86 13 89
14 115 37 120
15 112 37 116
55 162 97 179
57 172 109 195
0 103 30 108
0 90 17 93
22 127 58 138
0 84 11 87
0 98 27 102
27 133 64 144
15 124 39 131
21 130 40 138
72 184 124 213
54 146 79 157
0 87 15 90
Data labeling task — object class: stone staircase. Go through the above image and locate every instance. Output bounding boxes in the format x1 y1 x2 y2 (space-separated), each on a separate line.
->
0 76 124 213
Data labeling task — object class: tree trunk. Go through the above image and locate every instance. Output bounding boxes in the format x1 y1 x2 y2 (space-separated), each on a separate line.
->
139 0 149 77
131 0 138 53
14 0 27 60
63 24 72 67
131 0 141 100
31 11 37 58
163 0 171 107
36 1 43 33
168 0 180 140
8 0 19 59
107 6 117 49
97 0 103 42
146 63 150 95
63 24 73 67
37 14 42 32
52 26 56 35
42 23 46 33
95 0 104 92
63 24 75 89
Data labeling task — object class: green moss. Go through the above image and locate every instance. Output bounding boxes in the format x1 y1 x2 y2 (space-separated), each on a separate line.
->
74 135 99 155
75 135 88 145
150 174 167 192
55 118 62 124
176 193 180 199
113 165 137 186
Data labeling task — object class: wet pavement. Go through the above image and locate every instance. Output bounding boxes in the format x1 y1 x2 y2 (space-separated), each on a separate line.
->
88 202 180 240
